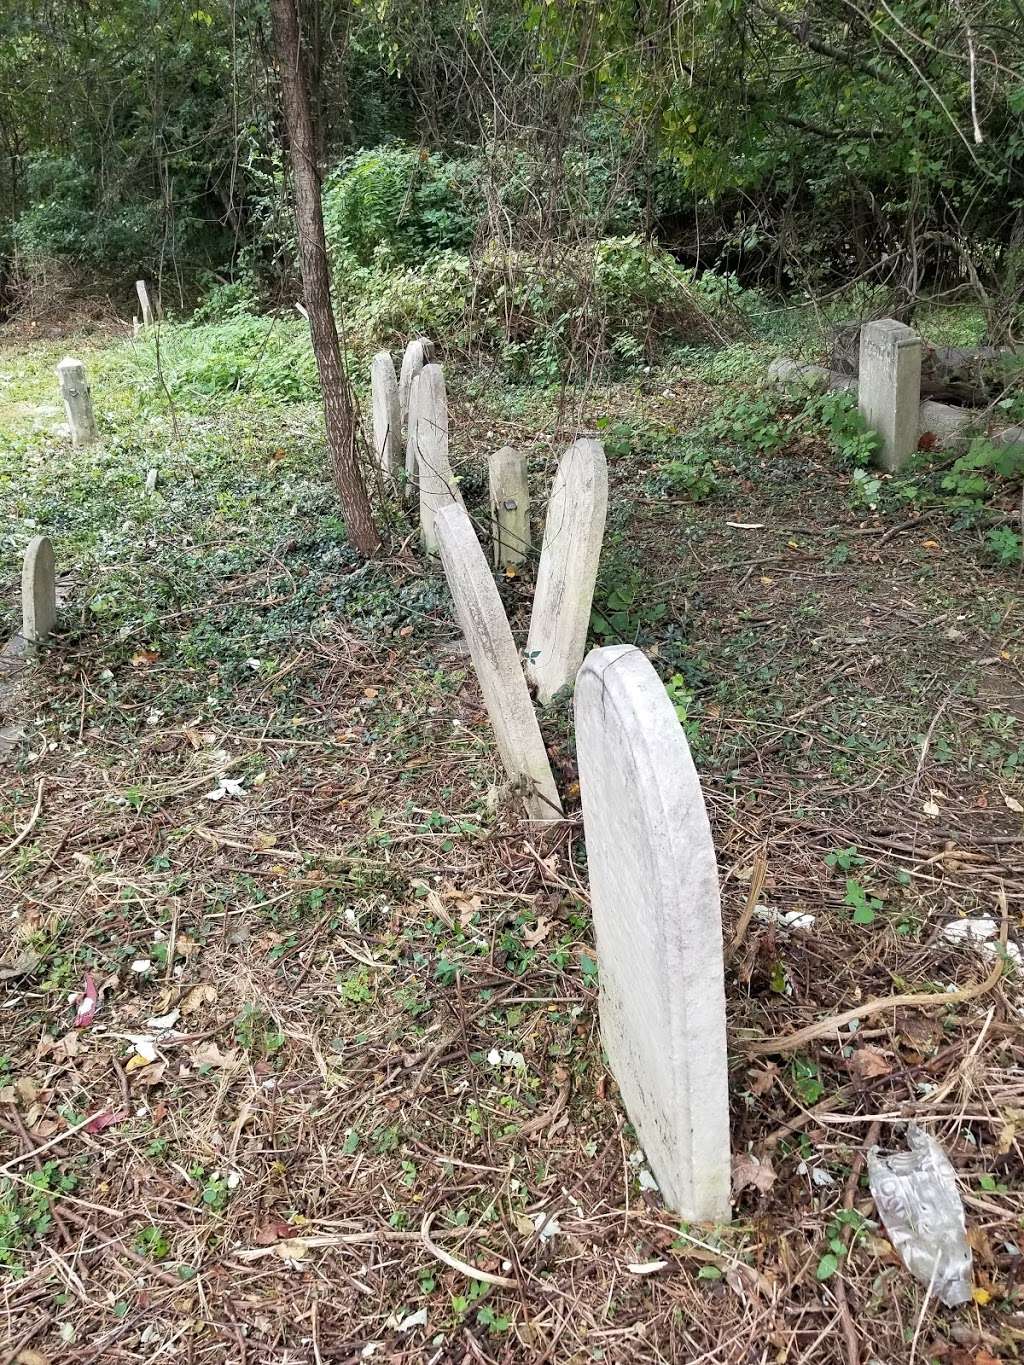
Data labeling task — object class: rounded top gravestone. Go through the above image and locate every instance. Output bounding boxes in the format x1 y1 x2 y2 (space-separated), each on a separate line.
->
574 643 731 1222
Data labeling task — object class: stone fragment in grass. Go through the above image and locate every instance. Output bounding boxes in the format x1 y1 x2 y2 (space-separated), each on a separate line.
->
56 357 98 446
526 439 607 705
574 644 731 1222
434 500 561 822
22 535 56 646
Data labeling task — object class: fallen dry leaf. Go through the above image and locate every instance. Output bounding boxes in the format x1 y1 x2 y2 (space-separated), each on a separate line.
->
848 1046 892 1080
74 972 100 1028
732 1151 777 1196
179 983 217 1015
747 1063 779 1097
191 1041 239 1069
523 915 553 948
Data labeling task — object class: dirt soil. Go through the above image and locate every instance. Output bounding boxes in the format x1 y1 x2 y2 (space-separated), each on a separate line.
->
2 339 1023 1364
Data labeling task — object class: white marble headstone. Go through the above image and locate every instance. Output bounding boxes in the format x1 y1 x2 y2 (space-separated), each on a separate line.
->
22 536 56 645
370 351 402 476
399 337 435 431
416 364 464 555
435 502 561 821
526 439 607 704
574 644 731 1222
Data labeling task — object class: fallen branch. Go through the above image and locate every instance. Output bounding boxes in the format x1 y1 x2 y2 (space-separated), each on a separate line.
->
420 1212 518 1288
0 778 44 859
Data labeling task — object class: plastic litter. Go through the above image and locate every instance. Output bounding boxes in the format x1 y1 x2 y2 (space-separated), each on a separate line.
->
867 1125 973 1307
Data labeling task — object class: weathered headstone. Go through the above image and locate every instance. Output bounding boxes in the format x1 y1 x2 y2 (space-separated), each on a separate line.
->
526 439 607 705
56 358 98 446
574 644 731 1222
404 371 422 505
488 447 531 569
417 364 464 555
22 536 56 646
399 337 435 431
858 319 922 472
371 351 402 477
136 279 155 328
435 502 561 821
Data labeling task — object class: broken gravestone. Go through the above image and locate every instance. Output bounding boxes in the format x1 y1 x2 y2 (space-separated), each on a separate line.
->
488 447 531 570
435 501 561 821
136 279 155 328
56 358 98 446
417 364 465 555
371 351 402 477
574 644 731 1222
22 536 56 646
858 319 922 472
526 439 607 704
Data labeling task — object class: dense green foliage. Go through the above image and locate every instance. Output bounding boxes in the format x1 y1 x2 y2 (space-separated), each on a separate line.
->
0 0 1021 345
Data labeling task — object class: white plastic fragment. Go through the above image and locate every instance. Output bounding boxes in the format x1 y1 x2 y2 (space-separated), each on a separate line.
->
627 1259 669 1275
941 917 1021 966
867 1124 973 1307
752 904 816 931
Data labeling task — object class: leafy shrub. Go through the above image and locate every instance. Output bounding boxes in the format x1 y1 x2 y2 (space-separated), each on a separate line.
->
13 155 159 267
322 146 481 266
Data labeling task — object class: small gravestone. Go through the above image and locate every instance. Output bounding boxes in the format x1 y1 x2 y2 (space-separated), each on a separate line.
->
22 536 56 646
371 351 402 476
435 502 561 822
404 371 422 505
136 279 155 328
575 644 731 1222
417 364 465 555
526 439 607 704
488 447 531 569
56 358 98 446
859 319 922 472
399 337 435 431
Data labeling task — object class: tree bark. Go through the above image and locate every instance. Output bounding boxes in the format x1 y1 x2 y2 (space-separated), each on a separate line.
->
269 0 379 556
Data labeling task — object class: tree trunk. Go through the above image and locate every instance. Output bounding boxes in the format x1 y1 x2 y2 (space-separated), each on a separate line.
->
269 0 379 556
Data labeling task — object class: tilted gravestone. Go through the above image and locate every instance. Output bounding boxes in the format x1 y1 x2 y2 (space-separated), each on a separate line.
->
417 364 465 555
435 502 561 822
575 644 731 1222
136 279 155 328
859 319 922 472
22 536 57 646
488 447 531 570
526 439 607 705
371 351 402 477
56 358 98 447
399 337 435 431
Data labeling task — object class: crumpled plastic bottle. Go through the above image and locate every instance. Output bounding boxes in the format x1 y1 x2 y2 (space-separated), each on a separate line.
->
867 1124 973 1307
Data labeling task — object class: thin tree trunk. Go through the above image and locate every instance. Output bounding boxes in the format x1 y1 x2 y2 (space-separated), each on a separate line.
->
269 0 379 556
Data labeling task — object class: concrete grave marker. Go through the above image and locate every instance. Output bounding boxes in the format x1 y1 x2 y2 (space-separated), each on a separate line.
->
399 337 435 431
858 319 922 472
136 279 155 328
416 364 465 555
56 358 98 446
574 644 731 1222
488 447 531 569
526 439 607 704
404 370 422 504
435 502 561 821
22 536 57 646
371 351 402 476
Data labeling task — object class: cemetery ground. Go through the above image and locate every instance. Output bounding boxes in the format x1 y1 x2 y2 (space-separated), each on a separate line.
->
2 319 1024 1365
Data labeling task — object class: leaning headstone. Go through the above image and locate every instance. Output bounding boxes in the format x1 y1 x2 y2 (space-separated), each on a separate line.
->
371 351 402 477
858 319 922 472
22 537 56 646
56 358 98 446
136 279 155 328
435 502 561 821
526 439 607 705
417 364 465 555
488 447 531 569
399 337 435 430
575 644 731 1222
